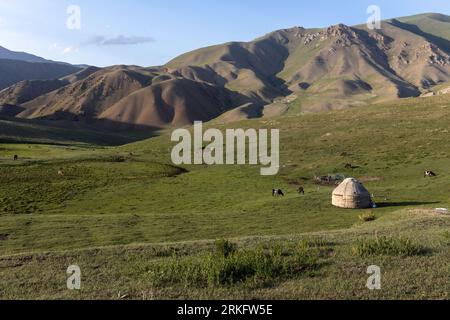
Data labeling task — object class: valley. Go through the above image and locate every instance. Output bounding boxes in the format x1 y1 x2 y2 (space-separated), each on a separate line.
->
0 11 449 301
0 95 449 299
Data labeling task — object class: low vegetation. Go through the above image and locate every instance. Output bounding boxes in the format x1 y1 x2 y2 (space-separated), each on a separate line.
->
352 236 426 257
442 231 450 240
359 212 376 222
0 96 449 299
142 240 327 289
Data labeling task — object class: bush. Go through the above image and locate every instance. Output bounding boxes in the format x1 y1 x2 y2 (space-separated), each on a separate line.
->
109 155 126 163
359 212 376 222
352 236 425 257
214 239 237 258
145 240 324 289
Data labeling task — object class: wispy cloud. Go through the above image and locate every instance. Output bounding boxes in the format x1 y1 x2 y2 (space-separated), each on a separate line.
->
84 35 155 46
50 34 155 57
62 46 76 55
49 43 78 55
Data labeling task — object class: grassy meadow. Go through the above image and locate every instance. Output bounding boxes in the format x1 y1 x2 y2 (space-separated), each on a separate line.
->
0 95 449 299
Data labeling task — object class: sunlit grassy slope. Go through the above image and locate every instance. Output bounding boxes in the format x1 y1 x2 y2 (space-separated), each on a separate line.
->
0 95 449 299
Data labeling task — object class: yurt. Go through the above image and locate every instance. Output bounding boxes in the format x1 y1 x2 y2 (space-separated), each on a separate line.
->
332 178 372 209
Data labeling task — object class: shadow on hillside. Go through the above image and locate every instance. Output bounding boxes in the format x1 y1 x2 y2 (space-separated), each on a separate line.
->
0 112 163 146
390 19 450 55
377 201 440 208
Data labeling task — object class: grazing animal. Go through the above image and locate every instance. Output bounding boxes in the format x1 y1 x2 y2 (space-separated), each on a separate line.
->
272 189 285 197
298 187 305 195
58 168 65 177
424 171 437 178
345 163 353 169
314 175 332 184
13 155 18 161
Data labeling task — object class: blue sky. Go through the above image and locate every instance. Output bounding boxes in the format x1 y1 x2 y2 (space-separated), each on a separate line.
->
1 0 450 67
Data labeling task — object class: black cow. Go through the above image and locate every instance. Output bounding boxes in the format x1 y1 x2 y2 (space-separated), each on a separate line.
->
298 187 305 195
13 155 18 161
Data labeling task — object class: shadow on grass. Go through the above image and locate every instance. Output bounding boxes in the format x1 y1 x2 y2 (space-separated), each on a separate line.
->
377 201 440 208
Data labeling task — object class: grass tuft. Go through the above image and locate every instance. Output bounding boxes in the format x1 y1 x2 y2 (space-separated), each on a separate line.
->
352 236 426 257
108 155 127 163
214 239 237 258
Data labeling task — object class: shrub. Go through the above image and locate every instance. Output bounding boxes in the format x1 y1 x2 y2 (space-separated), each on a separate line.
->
214 239 237 258
352 236 425 257
109 155 126 163
145 240 324 289
359 212 376 222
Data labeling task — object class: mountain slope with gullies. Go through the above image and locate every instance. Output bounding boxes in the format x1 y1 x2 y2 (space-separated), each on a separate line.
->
4 13 450 128
0 66 101 106
0 59 80 91
166 13 450 114
17 66 152 120
14 65 248 127
99 77 241 127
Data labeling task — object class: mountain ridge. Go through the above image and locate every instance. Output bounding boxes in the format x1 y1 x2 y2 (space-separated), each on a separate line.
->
0 59 81 91
0 46 53 63
2 12 450 128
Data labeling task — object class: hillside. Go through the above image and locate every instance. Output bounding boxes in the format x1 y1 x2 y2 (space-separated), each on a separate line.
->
0 59 80 91
0 79 69 105
0 66 102 106
0 94 449 299
15 66 247 128
99 78 240 127
17 66 154 120
0 116 154 145
166 13 450 113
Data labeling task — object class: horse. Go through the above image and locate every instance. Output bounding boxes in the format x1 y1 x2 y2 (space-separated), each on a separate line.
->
272 189 285 197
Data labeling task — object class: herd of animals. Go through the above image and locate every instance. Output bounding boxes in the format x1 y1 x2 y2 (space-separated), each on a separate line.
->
3 156 439 196
272 187 305 197
272 165 439 198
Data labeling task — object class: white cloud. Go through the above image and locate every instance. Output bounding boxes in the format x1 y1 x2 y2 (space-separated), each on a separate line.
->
62 46 76 55
51 43 79 55
84 35 155 46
